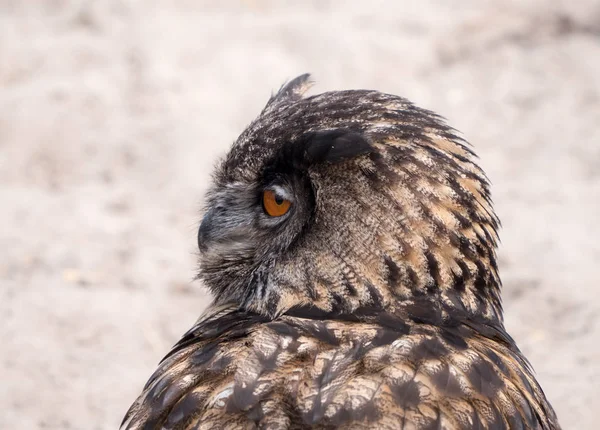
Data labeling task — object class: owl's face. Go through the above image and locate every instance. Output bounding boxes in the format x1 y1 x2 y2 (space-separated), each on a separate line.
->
197 126 371 313
197 155 315 306
197 75 502 322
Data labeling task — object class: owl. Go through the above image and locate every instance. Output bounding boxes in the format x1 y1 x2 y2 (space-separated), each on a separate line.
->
121 75 560 429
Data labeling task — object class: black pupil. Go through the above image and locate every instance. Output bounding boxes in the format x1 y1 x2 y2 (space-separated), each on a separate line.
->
274 194 284 205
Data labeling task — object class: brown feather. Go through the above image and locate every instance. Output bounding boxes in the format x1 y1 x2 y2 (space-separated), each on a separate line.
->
123 75 560 429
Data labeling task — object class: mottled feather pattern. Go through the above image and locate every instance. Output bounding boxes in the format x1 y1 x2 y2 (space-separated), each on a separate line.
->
210 86 502 321
123 75 560 429
123 306 556 429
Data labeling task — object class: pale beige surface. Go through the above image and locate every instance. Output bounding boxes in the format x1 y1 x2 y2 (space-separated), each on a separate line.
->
1 1 599 429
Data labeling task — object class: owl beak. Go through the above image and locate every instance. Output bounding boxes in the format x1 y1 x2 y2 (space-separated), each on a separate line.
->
197 209 214 252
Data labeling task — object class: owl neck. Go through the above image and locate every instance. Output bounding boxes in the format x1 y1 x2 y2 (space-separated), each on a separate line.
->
247 237 504 327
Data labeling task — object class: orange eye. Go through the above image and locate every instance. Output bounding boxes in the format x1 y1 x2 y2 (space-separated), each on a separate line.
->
262 189 292 217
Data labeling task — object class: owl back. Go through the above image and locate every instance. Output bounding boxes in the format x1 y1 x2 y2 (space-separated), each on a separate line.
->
121 305 559 430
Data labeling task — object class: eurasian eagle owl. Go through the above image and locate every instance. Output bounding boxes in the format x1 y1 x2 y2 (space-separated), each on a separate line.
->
122 75 559 429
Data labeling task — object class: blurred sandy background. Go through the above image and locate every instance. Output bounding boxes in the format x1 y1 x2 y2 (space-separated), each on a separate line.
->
1 1 599 429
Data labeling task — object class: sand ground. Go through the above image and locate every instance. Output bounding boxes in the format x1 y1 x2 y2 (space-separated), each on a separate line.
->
1 1 599 429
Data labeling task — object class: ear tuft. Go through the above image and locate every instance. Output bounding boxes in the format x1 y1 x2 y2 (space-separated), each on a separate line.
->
264 74 314 110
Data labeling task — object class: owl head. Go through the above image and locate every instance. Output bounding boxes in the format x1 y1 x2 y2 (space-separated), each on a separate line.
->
197 75 502 323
